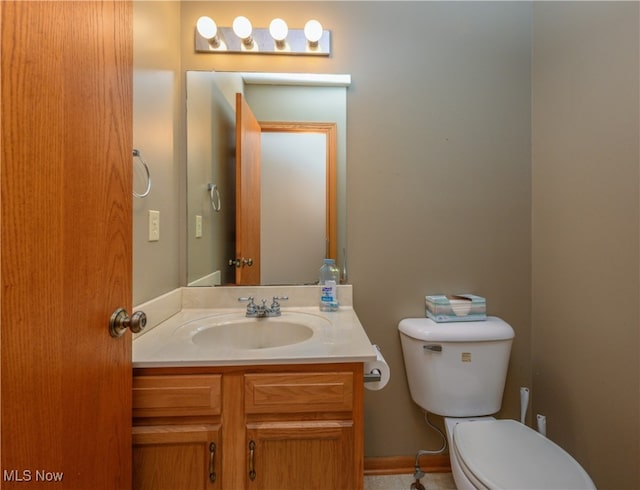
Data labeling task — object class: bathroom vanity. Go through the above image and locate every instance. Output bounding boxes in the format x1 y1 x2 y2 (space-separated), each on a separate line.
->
133 363 362 490
132 286 375 490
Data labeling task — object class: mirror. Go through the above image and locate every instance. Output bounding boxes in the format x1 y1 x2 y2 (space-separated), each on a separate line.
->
186 71 349 286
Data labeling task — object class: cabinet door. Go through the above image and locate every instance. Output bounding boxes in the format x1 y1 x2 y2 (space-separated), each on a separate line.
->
246 421 354 490
133 425 220 490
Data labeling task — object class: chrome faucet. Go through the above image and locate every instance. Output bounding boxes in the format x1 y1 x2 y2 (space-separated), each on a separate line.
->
238 296 288 317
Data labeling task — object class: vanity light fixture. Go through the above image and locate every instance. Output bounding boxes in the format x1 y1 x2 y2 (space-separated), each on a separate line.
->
194 16 331 56
304 19 323 47
232 16 254 49
269 18 289 50
196 16 223 49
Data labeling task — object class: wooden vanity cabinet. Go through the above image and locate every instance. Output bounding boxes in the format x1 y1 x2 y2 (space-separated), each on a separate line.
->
243 371 357 490
132 425 220 490
132 375 222 490
245 422 354 490
132 363 364 490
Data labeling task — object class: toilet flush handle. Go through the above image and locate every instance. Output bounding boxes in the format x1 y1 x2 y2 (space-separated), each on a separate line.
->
423 344 442 352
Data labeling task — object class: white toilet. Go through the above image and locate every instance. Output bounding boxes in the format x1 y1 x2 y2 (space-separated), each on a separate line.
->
399 316 596 490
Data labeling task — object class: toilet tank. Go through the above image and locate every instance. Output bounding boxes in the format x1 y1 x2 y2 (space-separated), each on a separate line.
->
398 317 514 417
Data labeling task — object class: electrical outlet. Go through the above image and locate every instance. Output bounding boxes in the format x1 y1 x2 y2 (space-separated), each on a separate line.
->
148 210 160 241
195 215 203 238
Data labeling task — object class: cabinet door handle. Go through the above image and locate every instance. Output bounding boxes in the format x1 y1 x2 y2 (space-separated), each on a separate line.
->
248 440 256 481
209 442 216 483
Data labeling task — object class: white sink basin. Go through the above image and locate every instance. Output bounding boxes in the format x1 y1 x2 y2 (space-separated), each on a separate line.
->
174 312 329 350
193 320 314 349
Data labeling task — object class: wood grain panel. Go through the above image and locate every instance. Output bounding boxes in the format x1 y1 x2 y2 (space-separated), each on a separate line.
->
1 1 133 488
364 455 451 475
235 93 261 285
1 1 67 476
133 425 219 490
222 372 246 490
245 372 353 414
246 420 354 490
133 375 222 417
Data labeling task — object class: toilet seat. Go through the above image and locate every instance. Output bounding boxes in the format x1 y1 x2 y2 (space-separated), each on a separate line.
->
453 419 595 490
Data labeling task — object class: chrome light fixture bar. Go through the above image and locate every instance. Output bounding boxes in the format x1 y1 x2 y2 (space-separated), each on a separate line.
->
195 16 331 56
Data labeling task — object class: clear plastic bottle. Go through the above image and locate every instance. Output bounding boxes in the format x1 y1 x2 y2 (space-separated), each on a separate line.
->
319 258 340 311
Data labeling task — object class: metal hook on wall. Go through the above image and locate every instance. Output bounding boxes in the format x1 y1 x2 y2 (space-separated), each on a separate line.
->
207 183 221 212
133 149 151 198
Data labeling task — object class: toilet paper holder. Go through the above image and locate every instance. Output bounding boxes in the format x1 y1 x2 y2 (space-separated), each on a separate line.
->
364 344 390 390
364 368 382 383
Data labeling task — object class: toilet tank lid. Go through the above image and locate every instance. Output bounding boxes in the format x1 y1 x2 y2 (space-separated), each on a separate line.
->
398 316 514 342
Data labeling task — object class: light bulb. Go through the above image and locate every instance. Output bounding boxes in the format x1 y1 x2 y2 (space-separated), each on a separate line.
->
304 19 323 45
269 18 288 43
196 16 218 40
233 16 253 45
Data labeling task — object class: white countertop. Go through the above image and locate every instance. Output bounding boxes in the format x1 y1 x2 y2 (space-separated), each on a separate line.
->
133 287 377 368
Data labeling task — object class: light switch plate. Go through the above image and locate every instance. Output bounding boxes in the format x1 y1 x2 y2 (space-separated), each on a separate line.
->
195 215 203 238
148 210 160 241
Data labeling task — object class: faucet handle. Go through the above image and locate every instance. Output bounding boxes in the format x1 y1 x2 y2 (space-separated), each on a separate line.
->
270 296 288 310
238 296 257 314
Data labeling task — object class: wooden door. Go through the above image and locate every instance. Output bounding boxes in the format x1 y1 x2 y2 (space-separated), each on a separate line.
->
235 93 261 285
1 1 133 489
246 422 355 490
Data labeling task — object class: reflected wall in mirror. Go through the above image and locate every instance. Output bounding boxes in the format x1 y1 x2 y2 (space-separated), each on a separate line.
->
186 72 350 286
260 122 337 286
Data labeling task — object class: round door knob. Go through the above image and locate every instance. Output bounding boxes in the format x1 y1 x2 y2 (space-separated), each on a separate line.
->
109 307 147 338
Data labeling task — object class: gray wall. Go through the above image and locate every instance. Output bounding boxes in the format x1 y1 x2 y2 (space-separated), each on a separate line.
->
532 2 640 488
186 71 237 286
131 2 640 488
180 0 532 463
133 1 183 304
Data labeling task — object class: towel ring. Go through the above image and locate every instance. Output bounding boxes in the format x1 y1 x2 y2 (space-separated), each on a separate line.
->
132 149 151 198
207 183 221 213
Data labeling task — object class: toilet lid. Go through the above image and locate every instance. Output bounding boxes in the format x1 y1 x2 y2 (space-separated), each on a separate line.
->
454 419 595 490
